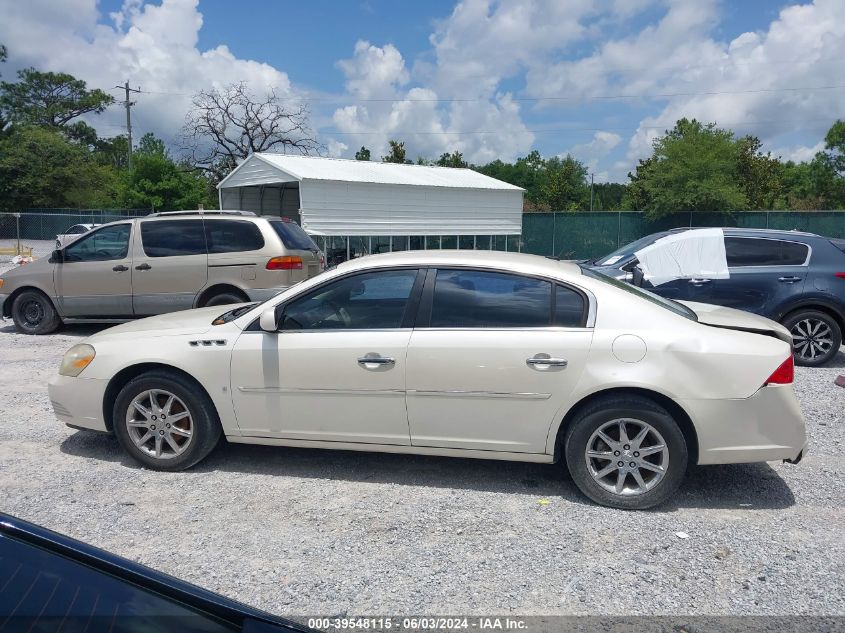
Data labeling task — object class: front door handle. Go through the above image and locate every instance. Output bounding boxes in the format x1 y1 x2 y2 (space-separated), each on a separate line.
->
778 276 802 283
112 265 128 272
135 263 152 271
526 355 568 368
357 355 395 366
688 278 712 285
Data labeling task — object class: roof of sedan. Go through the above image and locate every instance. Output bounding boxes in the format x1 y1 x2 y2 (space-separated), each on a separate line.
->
335 250 583 276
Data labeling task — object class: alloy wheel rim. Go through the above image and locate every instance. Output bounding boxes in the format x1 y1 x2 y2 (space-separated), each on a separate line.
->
791 318 833 361
21 300 44 326
585 418 669 496
125 389 193 459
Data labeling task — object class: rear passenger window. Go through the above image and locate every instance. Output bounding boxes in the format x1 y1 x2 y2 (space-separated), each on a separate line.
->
205 220 264 253
430 270 552 328
141 220 206 257
725 238 808 267
554 284 586 327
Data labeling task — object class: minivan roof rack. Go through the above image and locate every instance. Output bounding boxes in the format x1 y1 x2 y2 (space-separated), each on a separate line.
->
147 210 257 217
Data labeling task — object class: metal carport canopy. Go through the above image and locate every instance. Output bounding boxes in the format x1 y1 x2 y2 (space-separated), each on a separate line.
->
217 153 524 236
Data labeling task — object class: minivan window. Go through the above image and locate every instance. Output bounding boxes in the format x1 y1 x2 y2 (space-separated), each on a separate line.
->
282 270 418 330
430 269 552 328
141 220 206 257
63 224 130 262
725 237 809 267
269 220 319 251
205 220 264 253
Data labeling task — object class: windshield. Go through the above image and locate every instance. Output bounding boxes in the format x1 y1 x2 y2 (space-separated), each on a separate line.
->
594 232 668 266
269 220 319 251
580 265 697 321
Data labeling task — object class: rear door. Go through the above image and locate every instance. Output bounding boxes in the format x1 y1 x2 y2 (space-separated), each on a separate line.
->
687 236 809 316
131 219 208 315
55 223 133 317
405 268 593 454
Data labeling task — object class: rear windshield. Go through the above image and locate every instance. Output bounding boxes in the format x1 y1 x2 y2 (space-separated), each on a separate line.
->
269 220 319 251
579 265 697 321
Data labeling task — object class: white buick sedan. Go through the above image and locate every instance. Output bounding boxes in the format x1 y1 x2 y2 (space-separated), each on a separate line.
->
48 251 806 509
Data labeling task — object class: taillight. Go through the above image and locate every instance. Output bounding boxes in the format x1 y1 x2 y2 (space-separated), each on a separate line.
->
765 356 794 385
836 272 845 279
266 256 303 270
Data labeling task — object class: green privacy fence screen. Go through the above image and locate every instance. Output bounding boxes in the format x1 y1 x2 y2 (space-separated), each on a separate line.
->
3 209 845 260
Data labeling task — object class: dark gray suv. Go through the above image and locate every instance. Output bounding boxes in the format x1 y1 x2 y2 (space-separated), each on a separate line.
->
589 228 845 366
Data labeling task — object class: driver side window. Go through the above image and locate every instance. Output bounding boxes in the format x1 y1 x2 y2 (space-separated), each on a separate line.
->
281 269 419 330
64 224 130 262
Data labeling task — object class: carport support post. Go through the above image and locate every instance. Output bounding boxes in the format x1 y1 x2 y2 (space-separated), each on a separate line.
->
389 236 393 252
346 237 350 261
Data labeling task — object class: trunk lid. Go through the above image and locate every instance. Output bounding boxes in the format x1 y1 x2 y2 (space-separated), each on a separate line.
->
679 301 792 345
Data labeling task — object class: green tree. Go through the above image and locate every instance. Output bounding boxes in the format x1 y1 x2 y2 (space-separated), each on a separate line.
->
592 182 628 210
538 155 589 211
0 126 118 210
823 119 845 176
354 146 371 161
624 119 747 219
382 139 409 164
93 134 130 169
0 68 113 140
736 136 784 210
435 151 468 168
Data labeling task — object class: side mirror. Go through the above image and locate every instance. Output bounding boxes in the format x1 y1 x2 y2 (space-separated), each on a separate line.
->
50 249 63 263
259 308 278 332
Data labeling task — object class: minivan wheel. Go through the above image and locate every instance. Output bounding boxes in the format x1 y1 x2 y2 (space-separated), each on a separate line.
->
564 396 687 510
783 310 841 367
202 291 248 307
113 370 222 471
11 289 61 334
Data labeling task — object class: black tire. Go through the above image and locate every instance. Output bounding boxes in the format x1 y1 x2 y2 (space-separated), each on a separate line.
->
782 310 841 367
201 291 248 307
112 370 222 471
11 289 61 334
563 395 688 510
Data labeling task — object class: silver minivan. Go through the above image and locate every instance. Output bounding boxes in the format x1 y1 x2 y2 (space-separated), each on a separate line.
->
0 211 325 334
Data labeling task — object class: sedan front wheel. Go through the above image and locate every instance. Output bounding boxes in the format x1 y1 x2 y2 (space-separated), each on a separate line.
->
113 370 221 471
564 395 687 510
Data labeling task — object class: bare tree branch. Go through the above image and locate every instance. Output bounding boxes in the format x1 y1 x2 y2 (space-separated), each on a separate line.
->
181 82 324 181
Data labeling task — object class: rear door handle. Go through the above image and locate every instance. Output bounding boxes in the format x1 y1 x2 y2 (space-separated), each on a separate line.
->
778 276 802 283
357 355 395 366
135 263 151 271
526 355 568 368
688 278 712 285
112 265 128 272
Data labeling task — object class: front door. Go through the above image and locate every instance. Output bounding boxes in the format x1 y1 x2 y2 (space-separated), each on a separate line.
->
230 268 423 444
55 223 134 317
406 269 593 454
131 219 208 315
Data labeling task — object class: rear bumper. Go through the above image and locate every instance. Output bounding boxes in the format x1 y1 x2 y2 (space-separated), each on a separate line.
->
681 384 807 465
47 374 110 433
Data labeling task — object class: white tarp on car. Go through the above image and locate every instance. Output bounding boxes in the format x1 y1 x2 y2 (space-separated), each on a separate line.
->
635 228 729 286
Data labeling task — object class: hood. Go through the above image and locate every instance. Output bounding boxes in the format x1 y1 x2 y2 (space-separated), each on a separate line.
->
679 301 792 344
0 255 52 278
90 305 247 340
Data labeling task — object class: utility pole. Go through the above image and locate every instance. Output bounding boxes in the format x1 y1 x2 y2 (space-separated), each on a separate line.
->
115 81 141 169
589 173 595 212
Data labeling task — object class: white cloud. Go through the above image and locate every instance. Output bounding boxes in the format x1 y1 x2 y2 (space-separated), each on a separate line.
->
568 131 622 174
0 0 298 149
770 141 826 164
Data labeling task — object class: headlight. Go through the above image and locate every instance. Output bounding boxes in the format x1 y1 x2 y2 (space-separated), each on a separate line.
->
0 278 4 289
59 344 96 377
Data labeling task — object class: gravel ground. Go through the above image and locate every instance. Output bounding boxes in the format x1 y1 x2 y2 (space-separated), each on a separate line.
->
0 250 844 619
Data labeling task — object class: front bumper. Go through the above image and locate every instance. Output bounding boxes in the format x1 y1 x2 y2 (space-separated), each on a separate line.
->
681 384 807 465
47 374 110 433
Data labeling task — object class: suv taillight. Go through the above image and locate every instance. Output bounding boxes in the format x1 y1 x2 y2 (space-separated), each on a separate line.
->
835 273 845 279
266 256 303 270
765 356 794 385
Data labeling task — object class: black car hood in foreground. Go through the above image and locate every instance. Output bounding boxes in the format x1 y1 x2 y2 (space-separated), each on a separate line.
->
0 512 313 633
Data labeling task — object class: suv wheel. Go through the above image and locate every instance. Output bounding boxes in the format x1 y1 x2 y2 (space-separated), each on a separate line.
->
783 310 841 367
113 370 222 471
564 395 687 510
11 289 61 334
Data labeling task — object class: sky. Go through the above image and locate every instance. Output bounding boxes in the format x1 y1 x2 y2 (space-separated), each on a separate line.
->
0 0 841 182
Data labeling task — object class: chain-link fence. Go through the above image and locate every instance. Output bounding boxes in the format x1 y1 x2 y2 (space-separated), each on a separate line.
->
3 209 845 262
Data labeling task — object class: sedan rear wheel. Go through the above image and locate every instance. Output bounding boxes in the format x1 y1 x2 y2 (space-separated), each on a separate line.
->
783 310 841 367
564 395 687 510
113 370 221 471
